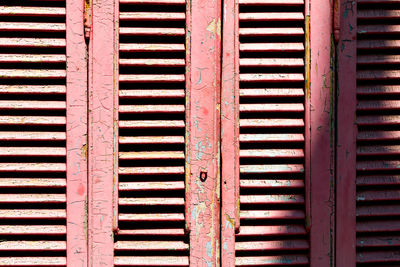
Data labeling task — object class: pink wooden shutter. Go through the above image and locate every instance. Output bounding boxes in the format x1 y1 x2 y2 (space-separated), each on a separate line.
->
337 0 400 265
221 0 335 265
0 0 87 266
89 0 221 265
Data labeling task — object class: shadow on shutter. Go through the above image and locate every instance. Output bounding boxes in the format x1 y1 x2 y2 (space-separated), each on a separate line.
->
114 0 189 266
235 0 309 265
0 1 67 266
356 0 400 264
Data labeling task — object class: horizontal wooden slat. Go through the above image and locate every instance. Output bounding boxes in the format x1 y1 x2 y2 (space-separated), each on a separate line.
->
240 103 304 112
241 58 304 67
240 27 304 36
240 179 304 189
0 178 65 188
357 176 400 186
357 145 400 156
120 43 185 52
0 6 65 16
0 38 66 48
236 255 308 266
357 220 400 233
0 132 66 141
240 149 304 158
239 12 304 21
0 163 66 172
118 228 185 236
240 133 304 143
358 24 400 35
357 85 400 96
119 151 184 160
357 161 400 171
240 73 304 82
0 257 66 266
357 70 400 81
357 100 400 111
119 0 186 4
119 213 184 222
119 181 184 191
120 89 185 98
0 85 66 94
120 27 185 36
114 256 189 266
240 88 304 97
357 55 400 65
0 147 65 157
238 225 306 236
120 136 184 144
0 22 65 32
357 250 400 263
240 119 304 128
240 194 304 204
119 58 185 67
240 210 305 220
357 115 400 126
119 120 185 129
358 0 400 3
0 101 65 110
0 69 66 79
119 197 184 206
236 240 309 251
0 194 65 203
119 166 184 175
358 9 400 20
0 54 66 63
357 205 400 217
120 74 185 83
0 241 65 251
115 241 188 251
119 104 184 113
239 0 304 5
120 12 185 20
240 43 304 52
241 164 304 174
357 190 400 202
0 225 65 235
0 209 65 219
357 40 400 50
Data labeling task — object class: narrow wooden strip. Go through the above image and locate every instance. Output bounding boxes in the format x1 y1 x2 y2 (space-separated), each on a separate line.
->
358 100 400 111
119 104 184 113
356 176 400 186
0 163 66 172
0 225 66 235
120 74 185 83
240 149 304 158
239 0 304 5
119 58 185 67
240 179 304 189
357 190 400 202
114 256 189 266
240 194 304 204
0 22 65 32
0 69 66 79
357 251 400 263
357 205 400 217
0 6 65 16
357 85 400 96
119 197 184 206
357 220 400 233
240 88 304 97
0 241 65 251
236 255 308 266
118 228 185 236
240 43 304 52
358 24 400 35
120 27 184 36
119 0 186 4
0 131 66 141
357 236 400 247
241 164 304 174
357 70 400 80
0 209 66 219
239 12 304 21
119 120 185 129
0 257 66 266
0 194 65 203
357 115 400 126
0 101 65 110
0 116 65 125
115 241 188 251
0 147 65 157
240 73 304 82
0 54 66 63
240 210 305 220
119 136 184 144
0 178 66 188
120 12 185 20
238 225 306 236
119 213 184 222
119 166 185 175
119 151 184 160
357 161 400 171
119 181 184 191
120 43 185 52
240 27 304 36
120 89 184 98
0 85 66 94
236 240 309 251
240 133 304 143
240 118 304 128
240 103 304 112
357 145 400 156
357 40 400 50
0 38 66 48
357 55 400 65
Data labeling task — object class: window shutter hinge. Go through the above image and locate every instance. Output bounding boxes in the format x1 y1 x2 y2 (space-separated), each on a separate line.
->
84 0 92 41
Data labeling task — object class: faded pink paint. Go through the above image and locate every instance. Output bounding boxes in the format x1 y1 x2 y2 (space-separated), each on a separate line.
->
88 0 115 265
221 0 239 265
187 0 221 265
309 0 335 266
66 0 88 266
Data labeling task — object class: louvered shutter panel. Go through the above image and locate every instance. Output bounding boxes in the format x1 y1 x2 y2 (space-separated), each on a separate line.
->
0 0 87 266
356 0 400 264
337 0 400 265
222 0 310 265
114 0 189 265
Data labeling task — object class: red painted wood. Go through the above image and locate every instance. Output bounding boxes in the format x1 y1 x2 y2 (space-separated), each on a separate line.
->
309 0 335 266
88 0 115 265
336 0 357 266
66 1 88 265
221 0 239 265
187 0 221 265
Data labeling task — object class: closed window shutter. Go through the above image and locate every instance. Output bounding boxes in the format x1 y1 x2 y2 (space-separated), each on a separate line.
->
355 0 400 264
221 0 310 265
114 0 189 265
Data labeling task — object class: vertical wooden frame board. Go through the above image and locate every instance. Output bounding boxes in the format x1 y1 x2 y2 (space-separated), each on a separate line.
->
88 0 116 265
188 0 222 265
66 0 88 265
309 0 335 266
336 0 357 265
221 0 239 265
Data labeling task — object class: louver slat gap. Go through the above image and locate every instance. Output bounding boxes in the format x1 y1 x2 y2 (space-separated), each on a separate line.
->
356 0 400 265
235 0 308 265
115 0 188 266
0 2 67 265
